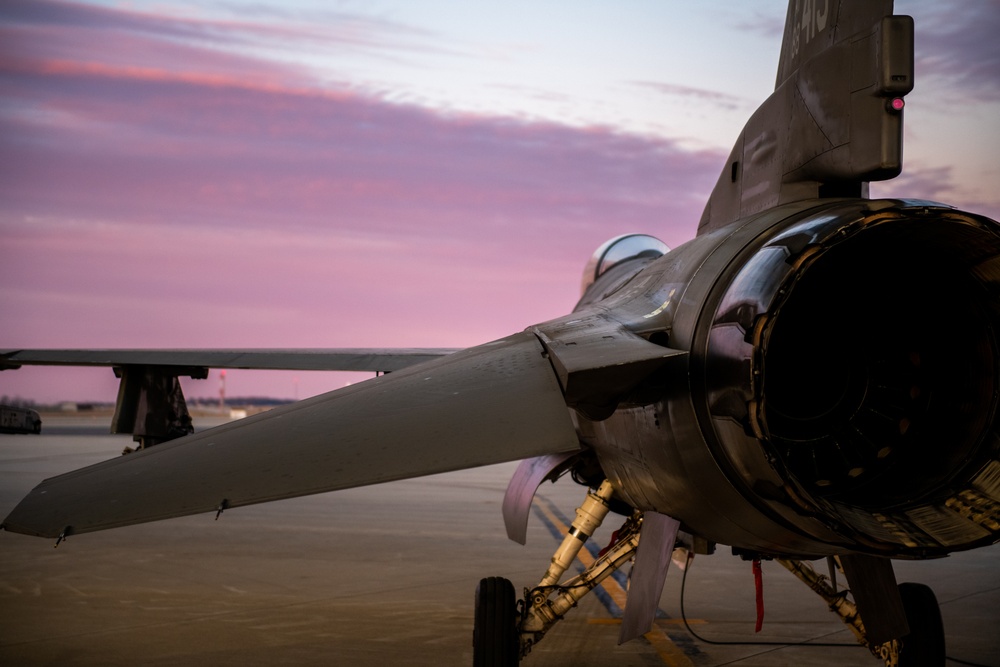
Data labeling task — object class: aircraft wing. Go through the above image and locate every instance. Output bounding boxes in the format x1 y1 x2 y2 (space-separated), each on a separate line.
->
0 348 459 373
2 332 580 538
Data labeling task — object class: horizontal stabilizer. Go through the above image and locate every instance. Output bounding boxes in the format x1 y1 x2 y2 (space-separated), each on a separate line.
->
0 348 459 373
2 332 578 538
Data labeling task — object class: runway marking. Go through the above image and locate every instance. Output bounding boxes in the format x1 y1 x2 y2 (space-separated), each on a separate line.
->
532 498 700 667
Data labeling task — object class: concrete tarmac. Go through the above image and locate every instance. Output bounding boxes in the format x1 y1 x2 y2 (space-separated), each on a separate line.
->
1 415 997 666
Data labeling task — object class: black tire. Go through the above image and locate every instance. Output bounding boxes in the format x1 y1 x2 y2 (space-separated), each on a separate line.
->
473 577 519 667
897 582 945 667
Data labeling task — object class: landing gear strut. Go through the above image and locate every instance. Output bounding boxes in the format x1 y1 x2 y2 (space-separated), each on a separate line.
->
778 559 946 667
474 480 645 663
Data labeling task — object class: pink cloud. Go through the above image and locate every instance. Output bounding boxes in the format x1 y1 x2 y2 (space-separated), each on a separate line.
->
0 2 724 403
2 0 994 406
0 0 468 74
0 52 720 242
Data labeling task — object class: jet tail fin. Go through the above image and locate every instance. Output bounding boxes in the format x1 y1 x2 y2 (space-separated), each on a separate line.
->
699 0 913 234
775 0 893 89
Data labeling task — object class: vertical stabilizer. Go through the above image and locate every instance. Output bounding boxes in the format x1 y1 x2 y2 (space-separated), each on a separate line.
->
698 0 913 234
775 0 892 89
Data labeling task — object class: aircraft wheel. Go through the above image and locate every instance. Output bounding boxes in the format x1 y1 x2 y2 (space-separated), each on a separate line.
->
473 577 519 667
897 582 945 667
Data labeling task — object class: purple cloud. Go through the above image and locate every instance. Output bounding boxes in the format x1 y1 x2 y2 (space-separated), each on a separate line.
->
910 2 1000 99
0 0 469 73
0 1 725 403
2 0 993 405
872 162 1000 223
873 164 955 200
629 81 750 111
0 58 719 241
731 11 785 39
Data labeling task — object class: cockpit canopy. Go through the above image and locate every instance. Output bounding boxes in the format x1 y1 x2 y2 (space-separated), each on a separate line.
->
581 234 669 295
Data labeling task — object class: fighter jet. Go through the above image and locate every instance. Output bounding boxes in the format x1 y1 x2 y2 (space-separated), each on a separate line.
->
3 1 998 665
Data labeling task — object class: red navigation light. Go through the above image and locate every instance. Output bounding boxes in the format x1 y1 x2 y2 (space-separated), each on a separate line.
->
887 97 905 113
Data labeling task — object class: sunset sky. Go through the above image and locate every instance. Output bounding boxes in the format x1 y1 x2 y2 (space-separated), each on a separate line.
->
1 0 998 403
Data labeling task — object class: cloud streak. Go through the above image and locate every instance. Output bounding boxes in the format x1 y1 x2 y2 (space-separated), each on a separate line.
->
1 55 720 240
909 1 1000 100
629 81 750 111
0 0 725 402
0 0 996 404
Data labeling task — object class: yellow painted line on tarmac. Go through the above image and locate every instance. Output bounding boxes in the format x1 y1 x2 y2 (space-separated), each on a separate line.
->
587 618 706 626
657 618 706 625
643 626 698 667
534 502 696 667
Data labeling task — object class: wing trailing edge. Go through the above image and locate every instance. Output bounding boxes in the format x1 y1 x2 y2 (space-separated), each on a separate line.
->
3 310 688 539
2 332 577 538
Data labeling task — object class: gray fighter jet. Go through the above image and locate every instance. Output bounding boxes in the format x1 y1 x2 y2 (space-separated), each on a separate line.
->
3 2 998 665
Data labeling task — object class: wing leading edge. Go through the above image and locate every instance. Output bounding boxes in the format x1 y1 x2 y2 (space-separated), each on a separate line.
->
0 348 459 373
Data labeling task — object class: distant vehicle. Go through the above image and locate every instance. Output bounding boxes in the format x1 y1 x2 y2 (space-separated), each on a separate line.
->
0 405 41 434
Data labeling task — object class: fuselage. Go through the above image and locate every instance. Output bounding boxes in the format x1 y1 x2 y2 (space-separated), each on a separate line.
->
563 198 1000 559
